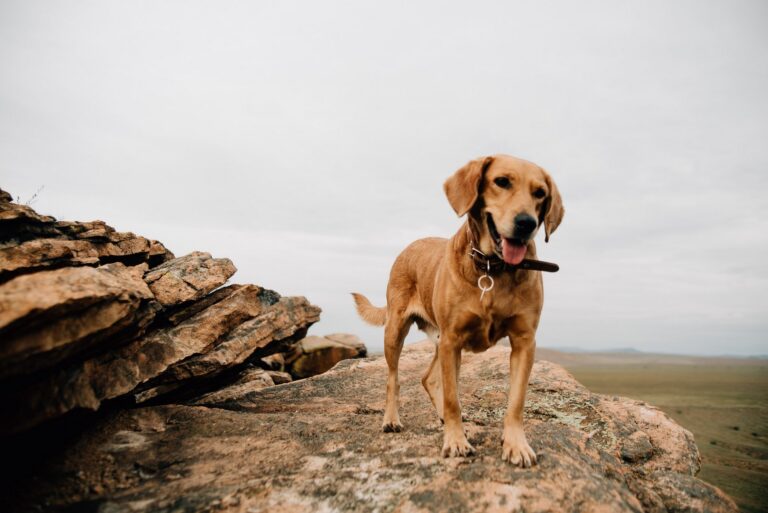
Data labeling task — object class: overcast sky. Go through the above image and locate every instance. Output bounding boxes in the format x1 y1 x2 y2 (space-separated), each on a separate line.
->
2 1 767 355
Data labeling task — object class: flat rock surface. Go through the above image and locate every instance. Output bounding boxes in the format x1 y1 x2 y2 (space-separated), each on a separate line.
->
3 342 737 513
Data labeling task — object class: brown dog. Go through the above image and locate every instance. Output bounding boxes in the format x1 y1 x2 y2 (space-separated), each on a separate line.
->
352 154 563 466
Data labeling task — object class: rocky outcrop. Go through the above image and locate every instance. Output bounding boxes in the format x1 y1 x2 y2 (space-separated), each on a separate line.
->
0 193 174 282
0 190 324 435
1 342 736 513
1 284 321 433
132 293 321 403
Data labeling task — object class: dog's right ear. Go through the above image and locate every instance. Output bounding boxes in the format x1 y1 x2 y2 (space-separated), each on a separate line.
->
443 156 494 217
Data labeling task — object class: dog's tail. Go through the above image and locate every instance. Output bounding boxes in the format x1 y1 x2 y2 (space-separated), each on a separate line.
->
351 292 387 326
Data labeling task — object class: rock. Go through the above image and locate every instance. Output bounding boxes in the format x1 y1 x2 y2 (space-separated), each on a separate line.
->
259 352 285 371
190 367 275 406
133 295 321 402
644 470 737 513
0 233 173 282
162 284 242 325
325 333 368 355
0 198 55 232
143 251 236 307
287 333 368 379
0 263 156 379
621 430 654 463
266 370 292 384
0 285 320 434
1 341 736 513
0 195 173 281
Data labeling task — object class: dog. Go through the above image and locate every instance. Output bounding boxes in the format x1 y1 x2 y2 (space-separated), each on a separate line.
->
352 154 563 466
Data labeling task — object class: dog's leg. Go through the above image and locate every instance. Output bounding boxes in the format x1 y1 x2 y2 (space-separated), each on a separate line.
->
421 339 444 422
501 331 537 467
439 340 475 457
382 314 410 432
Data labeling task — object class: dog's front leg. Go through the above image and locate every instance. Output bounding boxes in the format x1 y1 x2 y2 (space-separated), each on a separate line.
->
501 326 537 467
439 339 475 457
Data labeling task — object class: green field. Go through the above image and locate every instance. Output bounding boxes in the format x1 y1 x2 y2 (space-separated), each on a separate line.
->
537 349 768 513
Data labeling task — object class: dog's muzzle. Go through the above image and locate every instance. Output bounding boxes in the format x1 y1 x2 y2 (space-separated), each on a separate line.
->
486 213 531 265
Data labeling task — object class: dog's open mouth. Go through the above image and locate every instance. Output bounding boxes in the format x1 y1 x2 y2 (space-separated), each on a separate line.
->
486 213 527 266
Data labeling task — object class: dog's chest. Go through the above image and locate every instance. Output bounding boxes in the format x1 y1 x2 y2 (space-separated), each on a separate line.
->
463 283 534 352
463 312 514 352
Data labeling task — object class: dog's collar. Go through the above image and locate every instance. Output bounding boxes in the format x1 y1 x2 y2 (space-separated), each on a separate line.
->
469 248 560 275
465 224 559 275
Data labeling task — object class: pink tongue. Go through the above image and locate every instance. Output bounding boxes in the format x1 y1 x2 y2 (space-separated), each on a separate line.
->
501 239 527 265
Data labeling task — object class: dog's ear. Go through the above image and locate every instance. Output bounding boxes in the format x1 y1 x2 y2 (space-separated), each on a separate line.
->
443 156 494 217
539 168 564 242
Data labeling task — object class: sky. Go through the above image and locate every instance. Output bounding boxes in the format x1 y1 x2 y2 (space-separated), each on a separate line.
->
1 1 767 355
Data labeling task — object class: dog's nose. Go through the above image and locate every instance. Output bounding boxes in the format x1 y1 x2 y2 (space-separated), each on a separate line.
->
513 214 537 237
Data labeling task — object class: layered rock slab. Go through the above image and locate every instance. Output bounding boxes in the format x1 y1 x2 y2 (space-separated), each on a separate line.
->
0 285 320 434
133 294 321 402
0 263 156 379
143 251 236 307
0 192 173 281
0 250 240 386
4 342 737 513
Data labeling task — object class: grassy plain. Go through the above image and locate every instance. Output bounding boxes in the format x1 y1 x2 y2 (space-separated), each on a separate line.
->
537 348 768 513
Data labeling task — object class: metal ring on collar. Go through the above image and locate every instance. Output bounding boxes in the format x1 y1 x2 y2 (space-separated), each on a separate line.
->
477 274 494 293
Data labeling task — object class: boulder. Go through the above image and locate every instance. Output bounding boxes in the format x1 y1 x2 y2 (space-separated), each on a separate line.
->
0 285 320 434
325 332 368 354
0 263 156 379
1 342 736 513
287 333 368 379
143 251 236 307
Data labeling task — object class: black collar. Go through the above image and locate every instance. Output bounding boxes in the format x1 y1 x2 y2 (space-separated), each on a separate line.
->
469 248 559 275
465 220 560 275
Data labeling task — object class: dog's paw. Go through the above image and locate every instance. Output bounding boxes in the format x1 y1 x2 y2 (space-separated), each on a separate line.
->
382 421 403 433
501 434 537 468
441 435 476 458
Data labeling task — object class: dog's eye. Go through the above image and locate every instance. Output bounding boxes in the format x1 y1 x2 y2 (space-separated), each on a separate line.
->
533 188 546 199
494 177 511 189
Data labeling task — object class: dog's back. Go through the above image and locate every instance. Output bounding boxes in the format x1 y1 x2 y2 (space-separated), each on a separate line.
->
352 237 447 331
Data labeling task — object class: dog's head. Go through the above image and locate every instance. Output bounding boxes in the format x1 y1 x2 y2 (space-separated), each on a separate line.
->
444 154 564 265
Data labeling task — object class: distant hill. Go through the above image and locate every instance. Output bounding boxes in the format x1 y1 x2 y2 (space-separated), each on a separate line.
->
535 347 768 367
548 346 643 354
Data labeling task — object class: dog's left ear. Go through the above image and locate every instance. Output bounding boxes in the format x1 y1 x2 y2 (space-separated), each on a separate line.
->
444 156 494 217
540 169 564 242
